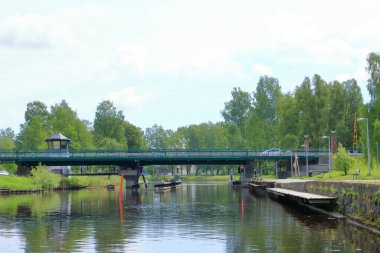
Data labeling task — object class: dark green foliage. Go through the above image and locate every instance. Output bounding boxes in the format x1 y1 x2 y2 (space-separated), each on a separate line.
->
93 100 126 148
124 121 147 149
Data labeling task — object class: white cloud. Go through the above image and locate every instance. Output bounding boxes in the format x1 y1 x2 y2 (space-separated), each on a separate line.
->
106 87 154 112
179 47 247 79
116 43 151 74
115 42 247 80
308 39 357 65
0 4 110 49
252 64 272 76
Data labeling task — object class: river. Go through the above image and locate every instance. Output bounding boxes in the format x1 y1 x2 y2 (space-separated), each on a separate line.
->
0 183 379 253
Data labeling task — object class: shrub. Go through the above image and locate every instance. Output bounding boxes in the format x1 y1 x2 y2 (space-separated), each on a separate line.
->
31 165 61 189
333 143 354 175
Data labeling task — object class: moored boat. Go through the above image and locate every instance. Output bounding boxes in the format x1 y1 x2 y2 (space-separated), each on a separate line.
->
106 184 115 190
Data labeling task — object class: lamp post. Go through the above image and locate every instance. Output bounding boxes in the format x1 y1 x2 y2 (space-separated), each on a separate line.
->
357 117 371 176
301 145 309 176
303 135 309 176
322 135 331 178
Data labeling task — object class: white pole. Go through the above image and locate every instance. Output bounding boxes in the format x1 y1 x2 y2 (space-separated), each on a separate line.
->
328 136 331 178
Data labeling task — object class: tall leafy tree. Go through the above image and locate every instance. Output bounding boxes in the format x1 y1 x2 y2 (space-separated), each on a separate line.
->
0 128 15 150
367 52 380 106
329 79 363 148
18 116 47 149
366 52 380 155
221 87 252 133
294 77 314 146
277 93 299 148
0 128 15 139
144 124 171 149
246 76 282 148
93 100 126 148
124 121 147 149
310 74 330 146
50 100 94 149
24 101 49 126
17 101 50 149
221 87 252 148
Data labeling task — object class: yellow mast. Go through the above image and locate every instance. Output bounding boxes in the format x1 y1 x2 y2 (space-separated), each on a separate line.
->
353 112 358 150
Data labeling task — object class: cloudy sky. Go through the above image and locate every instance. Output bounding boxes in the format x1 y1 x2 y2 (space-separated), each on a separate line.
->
1 0 379 133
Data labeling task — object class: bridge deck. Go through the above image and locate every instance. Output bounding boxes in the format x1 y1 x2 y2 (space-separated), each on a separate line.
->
267 188 336 204
0 149 324 166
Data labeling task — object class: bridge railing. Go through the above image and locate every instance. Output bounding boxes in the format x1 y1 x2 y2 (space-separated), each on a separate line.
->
0 148 333 161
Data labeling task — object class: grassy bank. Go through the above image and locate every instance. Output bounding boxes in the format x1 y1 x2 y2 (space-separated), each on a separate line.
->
0 172 120 191
296 157 380 182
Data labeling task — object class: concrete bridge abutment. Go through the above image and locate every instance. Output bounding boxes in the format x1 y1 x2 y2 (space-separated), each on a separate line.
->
119 166 141 190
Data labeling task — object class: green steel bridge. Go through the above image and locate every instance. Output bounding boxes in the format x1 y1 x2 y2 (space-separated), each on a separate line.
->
0 148 323 167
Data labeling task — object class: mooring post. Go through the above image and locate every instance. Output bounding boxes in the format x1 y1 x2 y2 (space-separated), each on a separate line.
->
119 176 124 200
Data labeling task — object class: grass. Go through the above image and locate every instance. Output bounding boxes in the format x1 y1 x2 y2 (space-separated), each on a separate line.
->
294 157 380 182
0 175 39 190
0 174 121 191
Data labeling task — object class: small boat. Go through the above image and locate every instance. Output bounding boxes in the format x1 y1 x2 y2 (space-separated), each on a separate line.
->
106 184 115 190
154 180 182 192
154 182 173 192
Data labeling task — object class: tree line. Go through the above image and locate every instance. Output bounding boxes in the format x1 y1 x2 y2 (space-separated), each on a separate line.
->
1 52 380 157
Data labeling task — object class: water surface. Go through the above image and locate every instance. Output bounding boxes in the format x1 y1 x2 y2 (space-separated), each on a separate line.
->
0 184 379 252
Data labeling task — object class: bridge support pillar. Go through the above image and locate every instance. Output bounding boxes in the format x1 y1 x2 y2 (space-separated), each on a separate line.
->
241 161 255 186
119 167 141 190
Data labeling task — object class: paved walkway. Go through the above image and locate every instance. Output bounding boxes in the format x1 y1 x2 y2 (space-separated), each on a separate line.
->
262 178 380 184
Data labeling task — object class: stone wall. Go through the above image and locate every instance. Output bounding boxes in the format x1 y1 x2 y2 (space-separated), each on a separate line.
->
276 181 380 229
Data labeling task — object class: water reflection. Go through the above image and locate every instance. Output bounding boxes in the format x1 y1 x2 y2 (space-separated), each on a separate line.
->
0 185 379 253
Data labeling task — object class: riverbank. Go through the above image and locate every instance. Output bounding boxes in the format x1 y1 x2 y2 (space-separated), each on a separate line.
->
0 174 120 193
259 179 380 231
0 173 234 193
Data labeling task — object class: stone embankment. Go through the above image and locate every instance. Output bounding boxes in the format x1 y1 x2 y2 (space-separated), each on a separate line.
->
261 179 380 230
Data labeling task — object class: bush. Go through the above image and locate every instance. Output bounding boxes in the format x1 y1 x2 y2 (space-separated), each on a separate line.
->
31 165 61 189
333 143 354 175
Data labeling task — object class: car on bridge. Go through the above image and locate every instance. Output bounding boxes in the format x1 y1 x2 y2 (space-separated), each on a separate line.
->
261 148 282 156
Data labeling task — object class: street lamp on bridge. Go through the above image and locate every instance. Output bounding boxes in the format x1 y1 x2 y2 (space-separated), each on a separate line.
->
357 117 371 176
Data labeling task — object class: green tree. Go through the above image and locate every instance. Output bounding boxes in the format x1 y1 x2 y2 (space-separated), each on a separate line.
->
329 79 363 148
294 77 314 143
93 100 126 148
365 52 380 157
245 76 282 148
311 74 329 146
124 121 147 149
50 100 94 149
0 128 15 150
144 124 172 149
277 93 299 148
17 101 50 149
333 143 354 175
18 116 47 149
367 52 380 107
0 128 15 139
24 101 49 126
221 87 252 134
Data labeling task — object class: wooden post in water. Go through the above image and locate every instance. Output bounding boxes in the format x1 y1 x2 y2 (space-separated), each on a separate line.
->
119 176 124 224
142 174 148 189
119 176 124 200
